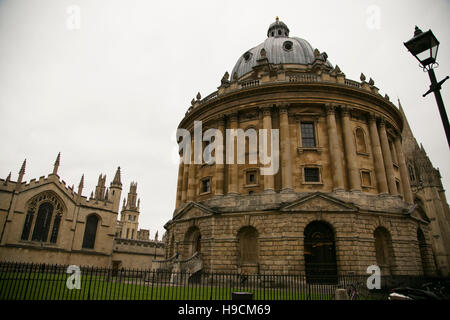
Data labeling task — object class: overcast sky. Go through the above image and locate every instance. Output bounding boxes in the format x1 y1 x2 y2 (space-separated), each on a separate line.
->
0 0 449 238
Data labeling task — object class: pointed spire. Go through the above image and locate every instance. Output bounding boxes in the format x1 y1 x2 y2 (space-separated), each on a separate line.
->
79 174 84 188
52 152 61 175
111 166 122 187
19 159 26 175
18 159 26 184
6 172 11 182
90 191 94 199
77 174 84 197
155 231 159 241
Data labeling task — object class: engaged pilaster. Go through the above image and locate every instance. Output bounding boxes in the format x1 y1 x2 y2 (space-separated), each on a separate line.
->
261 106 275 192
215 116 225 195
279 104 293 192
341 106 361 192
227 113 239 194
378 118 398 195
326 104 345 191
368 113 389 195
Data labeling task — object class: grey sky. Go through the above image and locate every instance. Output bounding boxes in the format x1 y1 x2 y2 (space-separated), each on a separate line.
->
0 0 449 238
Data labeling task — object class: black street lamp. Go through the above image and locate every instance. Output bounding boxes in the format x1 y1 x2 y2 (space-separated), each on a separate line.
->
404 26 450 148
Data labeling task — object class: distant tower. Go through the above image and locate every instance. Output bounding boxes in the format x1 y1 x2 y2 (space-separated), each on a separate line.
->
94 174 107 200
109 167 122 213
119 182 140 240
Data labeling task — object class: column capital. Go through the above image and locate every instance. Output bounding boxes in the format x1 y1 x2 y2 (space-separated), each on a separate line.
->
259 105 272 117
227 112 239 123
216 114 226 127
278 103 290 114
325 104 337 115
378 117 386 127
368 112 377 122
340 105 352 117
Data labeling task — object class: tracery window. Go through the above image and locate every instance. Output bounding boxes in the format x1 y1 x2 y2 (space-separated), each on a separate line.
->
21 192 64 243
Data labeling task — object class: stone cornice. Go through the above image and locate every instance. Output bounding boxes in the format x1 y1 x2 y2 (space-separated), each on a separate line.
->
179 82 403 133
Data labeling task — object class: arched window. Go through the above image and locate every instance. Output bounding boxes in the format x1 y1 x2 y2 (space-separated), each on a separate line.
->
82 214 99 249
304 221 337 283
184 226 201 258
374 227 395 276
355 127 367 154
237 226 258 265
21 192 64 243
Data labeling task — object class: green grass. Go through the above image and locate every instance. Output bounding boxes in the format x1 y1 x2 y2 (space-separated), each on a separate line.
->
0 272 338 300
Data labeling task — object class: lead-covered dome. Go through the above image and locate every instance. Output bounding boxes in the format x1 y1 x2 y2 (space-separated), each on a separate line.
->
231 18 332 79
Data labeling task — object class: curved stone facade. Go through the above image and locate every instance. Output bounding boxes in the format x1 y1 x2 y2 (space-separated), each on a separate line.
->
165 19 450 276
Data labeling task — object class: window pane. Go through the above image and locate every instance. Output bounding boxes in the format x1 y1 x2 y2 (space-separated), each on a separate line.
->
301 123 316 147
202 179 210 193
21 209 34 240
31 203 53 242
50 213 61 243
304 168 320 182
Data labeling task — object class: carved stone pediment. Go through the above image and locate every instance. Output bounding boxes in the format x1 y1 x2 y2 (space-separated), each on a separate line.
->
281 192 358 212
173 202 216 221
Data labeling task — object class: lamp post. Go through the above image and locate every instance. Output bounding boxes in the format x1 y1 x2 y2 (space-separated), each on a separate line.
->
404 26 450 148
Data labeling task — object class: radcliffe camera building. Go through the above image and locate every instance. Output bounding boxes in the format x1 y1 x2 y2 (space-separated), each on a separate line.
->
163 18 450 277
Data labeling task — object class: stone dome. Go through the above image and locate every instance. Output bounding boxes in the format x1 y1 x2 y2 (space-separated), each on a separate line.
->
231 18 333 79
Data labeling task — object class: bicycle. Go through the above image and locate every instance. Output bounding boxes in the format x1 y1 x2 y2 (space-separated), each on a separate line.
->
347 282 370 300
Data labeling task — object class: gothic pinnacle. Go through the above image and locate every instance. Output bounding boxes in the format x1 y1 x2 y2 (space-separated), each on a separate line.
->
19 159 26 175
53 152 61 175
112 166 122 187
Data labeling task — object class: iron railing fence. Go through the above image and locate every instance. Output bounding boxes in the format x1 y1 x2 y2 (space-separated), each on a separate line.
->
0 261 449 300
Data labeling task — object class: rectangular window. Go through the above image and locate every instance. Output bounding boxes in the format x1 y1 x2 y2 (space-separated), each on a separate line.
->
246 170 258 185
301 123 316 147
201 178 211 193
361 171 372 187
304 167 320 182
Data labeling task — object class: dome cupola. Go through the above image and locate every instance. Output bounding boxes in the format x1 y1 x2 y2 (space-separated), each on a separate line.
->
231 18 332 80
267 16 290 37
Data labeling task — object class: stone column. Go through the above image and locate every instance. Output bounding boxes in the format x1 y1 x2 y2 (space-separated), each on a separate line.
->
181 158 189 203
279 104 293 192
175 155 184 208
262 106 275 192
228 113 239 194
394 134 413 203
215 116 225 195
187 139 196 201
341 106 361 192
368 114 389 194
378 118 398 195
326 105 344 191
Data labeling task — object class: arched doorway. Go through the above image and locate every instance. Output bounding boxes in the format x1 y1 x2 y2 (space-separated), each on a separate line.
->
237 226 259 274
374 227 395 276
304 221 337 283
184 226 201 258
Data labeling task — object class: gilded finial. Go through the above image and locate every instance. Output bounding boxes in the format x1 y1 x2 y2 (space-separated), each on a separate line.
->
276 16 279 21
